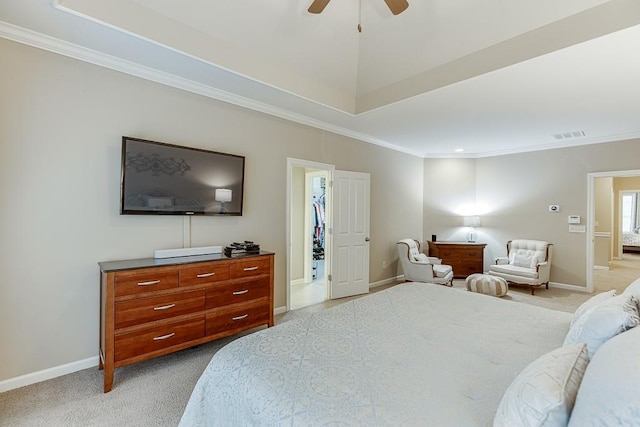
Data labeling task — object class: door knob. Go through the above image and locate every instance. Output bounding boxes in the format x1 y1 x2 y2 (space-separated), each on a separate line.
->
365 237 370 242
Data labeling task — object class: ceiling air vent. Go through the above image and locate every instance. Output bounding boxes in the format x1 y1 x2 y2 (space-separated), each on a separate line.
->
553 130 586 140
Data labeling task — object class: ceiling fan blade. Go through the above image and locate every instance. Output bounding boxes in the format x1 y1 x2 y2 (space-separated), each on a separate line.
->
308 0 331 14
384 0 409 15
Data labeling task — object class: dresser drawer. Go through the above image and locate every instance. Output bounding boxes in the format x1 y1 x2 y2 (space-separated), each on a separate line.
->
114 317 204 362
180 263 230 287
456 249 482 259
115 290 205 329
115 270 179 297
205 277 269 309
230 257 271 279
453 264 483 277
206 300 269 336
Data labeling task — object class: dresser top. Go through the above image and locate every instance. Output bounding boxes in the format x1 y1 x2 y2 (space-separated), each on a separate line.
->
99 251 274 272
428 241 486 246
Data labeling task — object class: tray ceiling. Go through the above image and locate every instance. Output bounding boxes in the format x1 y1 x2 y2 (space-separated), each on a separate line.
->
1 0 639 157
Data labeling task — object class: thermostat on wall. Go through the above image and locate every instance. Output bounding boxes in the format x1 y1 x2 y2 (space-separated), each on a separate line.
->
568 215 581 224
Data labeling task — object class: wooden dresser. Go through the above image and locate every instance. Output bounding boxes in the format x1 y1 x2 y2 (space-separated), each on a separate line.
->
98 252 274 392
427 242 486 278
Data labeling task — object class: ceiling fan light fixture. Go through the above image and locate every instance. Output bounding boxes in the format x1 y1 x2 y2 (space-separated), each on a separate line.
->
308 0 409 16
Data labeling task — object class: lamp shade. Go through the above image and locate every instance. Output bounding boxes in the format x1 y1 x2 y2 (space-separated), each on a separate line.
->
463 216 481 227
215 189 232 203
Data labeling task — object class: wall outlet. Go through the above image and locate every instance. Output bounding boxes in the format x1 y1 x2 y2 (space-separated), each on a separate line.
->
382 261 387 269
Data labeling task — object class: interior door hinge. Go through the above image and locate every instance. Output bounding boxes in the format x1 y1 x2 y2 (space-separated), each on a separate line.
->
328 274 332 282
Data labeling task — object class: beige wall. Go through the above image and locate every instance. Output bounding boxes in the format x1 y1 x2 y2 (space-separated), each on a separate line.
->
0 39 424 382
424 141 640 287
594 177 612 267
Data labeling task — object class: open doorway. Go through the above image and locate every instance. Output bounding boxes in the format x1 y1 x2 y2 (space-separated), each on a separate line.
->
588 170 640 293
286 159 333 311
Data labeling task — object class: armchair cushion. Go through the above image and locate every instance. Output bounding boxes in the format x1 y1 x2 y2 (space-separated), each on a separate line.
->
433 264 453 279
489 264 539 279
413 253 428 262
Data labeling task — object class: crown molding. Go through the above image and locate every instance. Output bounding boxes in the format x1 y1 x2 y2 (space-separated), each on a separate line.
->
0 20 425 159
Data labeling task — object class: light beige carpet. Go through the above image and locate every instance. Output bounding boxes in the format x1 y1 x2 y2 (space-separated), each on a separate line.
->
593 252 640 294
0 281 604 427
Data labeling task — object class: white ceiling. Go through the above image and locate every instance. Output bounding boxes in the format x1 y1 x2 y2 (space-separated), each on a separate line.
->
2 0 640 157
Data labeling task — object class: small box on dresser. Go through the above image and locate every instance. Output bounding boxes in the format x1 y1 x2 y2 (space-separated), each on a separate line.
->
98 251 274 393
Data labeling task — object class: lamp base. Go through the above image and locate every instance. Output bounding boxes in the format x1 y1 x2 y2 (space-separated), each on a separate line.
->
466 230 477 243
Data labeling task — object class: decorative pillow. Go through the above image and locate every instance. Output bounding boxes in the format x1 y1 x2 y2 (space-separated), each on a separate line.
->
512 253 535 268
570 290 616 327
493 343 589 427
622 277 640 302
563 294 640 359
568 327 640 426
413 253 429 263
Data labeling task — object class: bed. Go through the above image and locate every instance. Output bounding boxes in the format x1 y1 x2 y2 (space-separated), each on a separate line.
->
181 280 640 425
179 283 574 426
623 231 640 253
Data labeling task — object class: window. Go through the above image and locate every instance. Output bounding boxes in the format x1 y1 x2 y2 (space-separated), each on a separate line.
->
622 193 639 233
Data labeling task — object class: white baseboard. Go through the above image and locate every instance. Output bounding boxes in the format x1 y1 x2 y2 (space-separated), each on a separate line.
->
290 278 305 287
549 282 591 293
370 275 403 288
274 306 287 315
593 265 610 270
0 356 99 393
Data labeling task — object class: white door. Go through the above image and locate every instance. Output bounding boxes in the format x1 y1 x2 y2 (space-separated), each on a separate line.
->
330 170 370 299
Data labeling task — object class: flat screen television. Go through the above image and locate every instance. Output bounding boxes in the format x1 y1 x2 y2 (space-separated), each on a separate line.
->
120 136 245 216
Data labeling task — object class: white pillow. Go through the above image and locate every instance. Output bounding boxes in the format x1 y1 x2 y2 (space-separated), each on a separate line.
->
570 290 616 327
512 253 534 268
568 327 640 426
493 344 589 427
413 253 429 263
622 277 640 301
563 294 640 359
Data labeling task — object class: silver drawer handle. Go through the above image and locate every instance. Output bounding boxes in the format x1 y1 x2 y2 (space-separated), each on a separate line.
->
153 304 176 311
243 267 259 271
196 272 216 278
153 333 175 341
233 290 249 295
232 314 248 321
138 280 160 286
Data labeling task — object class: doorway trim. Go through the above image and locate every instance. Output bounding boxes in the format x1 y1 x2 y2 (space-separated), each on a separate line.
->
587 169 640 293
286 158 335 312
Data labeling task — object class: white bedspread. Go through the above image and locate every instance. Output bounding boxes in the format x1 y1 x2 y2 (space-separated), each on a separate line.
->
623 232 640 247
180 282 572 426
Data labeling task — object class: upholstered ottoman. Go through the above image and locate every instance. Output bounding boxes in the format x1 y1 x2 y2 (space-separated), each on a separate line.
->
465 273 508 297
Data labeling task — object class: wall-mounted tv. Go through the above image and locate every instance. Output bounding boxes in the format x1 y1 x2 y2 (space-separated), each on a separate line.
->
120 137 245 216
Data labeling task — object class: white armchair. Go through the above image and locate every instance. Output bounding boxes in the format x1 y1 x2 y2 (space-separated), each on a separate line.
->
488 239 553 295
396 239 453 286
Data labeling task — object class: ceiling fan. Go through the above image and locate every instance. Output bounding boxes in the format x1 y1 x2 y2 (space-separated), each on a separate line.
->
308 0 409 15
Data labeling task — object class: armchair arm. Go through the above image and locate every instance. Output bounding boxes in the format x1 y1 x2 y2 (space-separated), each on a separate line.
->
426 257 442 265
535 261 551 282
495 257 509 265
403 261 435 282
